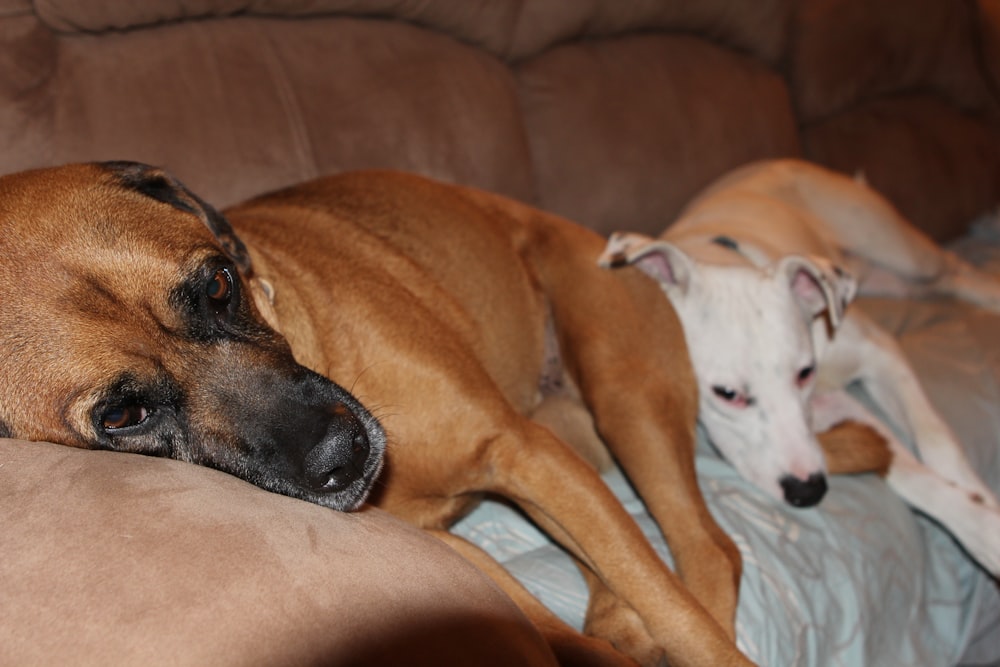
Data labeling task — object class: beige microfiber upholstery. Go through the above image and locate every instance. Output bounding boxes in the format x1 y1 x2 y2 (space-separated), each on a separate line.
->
0 439 556 667
2 0 999 242
2 0 1000 663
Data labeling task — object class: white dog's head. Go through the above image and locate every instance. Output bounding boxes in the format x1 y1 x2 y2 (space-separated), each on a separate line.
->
600 232 856 507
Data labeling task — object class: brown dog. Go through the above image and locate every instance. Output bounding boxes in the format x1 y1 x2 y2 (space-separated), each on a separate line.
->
0 162 754 665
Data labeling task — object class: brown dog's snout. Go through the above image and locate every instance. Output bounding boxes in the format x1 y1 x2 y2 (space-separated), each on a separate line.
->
303 412 372 493
232 365 385 511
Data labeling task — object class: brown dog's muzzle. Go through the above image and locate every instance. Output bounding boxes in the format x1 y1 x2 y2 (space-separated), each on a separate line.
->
302 406 373 494
203 355 385 511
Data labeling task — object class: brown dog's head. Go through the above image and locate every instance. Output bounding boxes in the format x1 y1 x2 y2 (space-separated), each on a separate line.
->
0 161 384 511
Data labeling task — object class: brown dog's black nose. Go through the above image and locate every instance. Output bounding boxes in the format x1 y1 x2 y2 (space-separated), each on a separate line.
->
780 473 828 508
303 418 372 493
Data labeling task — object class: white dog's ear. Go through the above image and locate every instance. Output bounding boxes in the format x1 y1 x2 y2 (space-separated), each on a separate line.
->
775 255 857 329
598 232 693 293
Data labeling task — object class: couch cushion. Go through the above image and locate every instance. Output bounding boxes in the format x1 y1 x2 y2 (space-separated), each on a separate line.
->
802 94 1000 241
789 0 991 121
509 0 796 63
32 0 796 64
977 0 1000 99
0 439 556 667
518 33 800 238
0 14 535 208
32 0 521 57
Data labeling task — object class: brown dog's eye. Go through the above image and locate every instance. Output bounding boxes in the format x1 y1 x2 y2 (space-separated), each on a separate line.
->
102 405 150 431
206 268 233 305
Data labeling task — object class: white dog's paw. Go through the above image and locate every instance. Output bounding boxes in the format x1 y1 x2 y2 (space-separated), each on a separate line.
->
942 253 1000 312
950 496 1000 578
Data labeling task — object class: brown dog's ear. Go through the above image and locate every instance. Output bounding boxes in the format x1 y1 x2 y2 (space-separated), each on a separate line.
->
100 161 253 276
774 254 857 330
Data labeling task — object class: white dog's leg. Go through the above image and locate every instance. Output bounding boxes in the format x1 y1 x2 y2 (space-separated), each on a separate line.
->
885 442 1000 576
919 249 1000 311
859 250 1000 311
823 313 1000 510
791 163 946 282
788 162 1000 310
811 389 1000 576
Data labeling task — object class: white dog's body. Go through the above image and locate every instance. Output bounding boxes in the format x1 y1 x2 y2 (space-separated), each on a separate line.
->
600 159 1000 576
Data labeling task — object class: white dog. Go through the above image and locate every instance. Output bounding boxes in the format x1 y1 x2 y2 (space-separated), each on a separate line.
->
598 158 1000 576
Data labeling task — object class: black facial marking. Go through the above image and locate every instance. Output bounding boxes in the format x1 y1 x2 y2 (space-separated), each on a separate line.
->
170 258 270 343
100 161 252 275
0 419 13 438
103 160 200 215
711 235 740 252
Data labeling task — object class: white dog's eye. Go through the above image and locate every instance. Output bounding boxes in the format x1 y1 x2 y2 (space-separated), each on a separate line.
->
711 385 752 408
796 365 815 387
713 386 736 401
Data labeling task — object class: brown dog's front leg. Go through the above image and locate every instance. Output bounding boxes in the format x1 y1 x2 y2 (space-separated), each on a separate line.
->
434 531 638 667
484 420 752 667
525 220 742 638
578 565 661 666
818 420 891 476
592 397 742 639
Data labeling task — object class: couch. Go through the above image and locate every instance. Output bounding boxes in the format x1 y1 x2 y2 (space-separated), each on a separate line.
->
1 0 999 664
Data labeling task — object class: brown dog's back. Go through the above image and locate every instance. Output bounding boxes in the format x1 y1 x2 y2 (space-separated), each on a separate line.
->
224 172 571 527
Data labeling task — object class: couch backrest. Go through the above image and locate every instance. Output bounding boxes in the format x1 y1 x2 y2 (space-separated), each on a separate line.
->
2 0 998 240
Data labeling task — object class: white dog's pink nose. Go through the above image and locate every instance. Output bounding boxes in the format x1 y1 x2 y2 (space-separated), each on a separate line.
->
780 473 827 507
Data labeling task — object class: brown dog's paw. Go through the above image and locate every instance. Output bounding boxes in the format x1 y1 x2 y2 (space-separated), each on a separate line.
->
584 587 663 667
819 419 891 476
